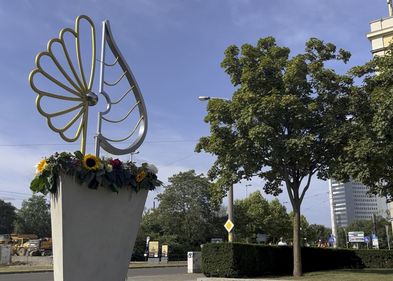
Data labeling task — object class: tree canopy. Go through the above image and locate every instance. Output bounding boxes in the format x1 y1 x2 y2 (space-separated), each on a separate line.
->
331 45 393 201
196 37 353 276
134 170 225 260
14 195 51 237
234 191 292 243
0 199 16 234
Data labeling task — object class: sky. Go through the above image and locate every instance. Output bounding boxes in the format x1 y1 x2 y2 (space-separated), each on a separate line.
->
0 0 390 227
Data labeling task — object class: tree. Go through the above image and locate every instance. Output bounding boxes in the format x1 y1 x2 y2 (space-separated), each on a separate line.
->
14 195 51 237
136 170 225 259
196 37 352 276
331 45 393 200
303 224 331 246
234 192 292 244
0 199 16 234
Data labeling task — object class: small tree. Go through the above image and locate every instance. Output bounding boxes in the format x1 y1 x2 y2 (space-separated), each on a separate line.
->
0 199 16 234
196 37 352 276
15 195 51 237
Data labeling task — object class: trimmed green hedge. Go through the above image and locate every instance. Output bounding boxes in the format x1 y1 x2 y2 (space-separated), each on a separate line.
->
202 243 393 278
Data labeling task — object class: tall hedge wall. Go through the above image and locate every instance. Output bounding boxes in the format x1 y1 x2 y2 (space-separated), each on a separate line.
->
202 243 393 278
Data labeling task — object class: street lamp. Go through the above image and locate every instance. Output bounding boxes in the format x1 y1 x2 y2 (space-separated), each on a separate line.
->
198 95 234 242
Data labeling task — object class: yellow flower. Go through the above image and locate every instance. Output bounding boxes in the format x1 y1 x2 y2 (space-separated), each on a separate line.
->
35 159 47 174
136 170 146 183
82 154 101 170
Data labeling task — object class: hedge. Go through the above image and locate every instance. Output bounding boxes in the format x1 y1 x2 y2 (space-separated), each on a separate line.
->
202 243 393 278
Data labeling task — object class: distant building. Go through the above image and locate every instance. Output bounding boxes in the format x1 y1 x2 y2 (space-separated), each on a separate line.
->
329 2 393 241
328 180 389 235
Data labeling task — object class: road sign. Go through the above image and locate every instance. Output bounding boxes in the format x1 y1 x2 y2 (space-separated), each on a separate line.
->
364 236 370 243
224 219 234 233
348 231 364 243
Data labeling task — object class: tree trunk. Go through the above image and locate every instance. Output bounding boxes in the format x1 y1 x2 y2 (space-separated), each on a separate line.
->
292 201 302 277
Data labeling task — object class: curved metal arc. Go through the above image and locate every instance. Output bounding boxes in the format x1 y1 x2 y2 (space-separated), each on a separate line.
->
101 116 143 142
103 71 127 86
96 20 148 155
34 52 83 98
101 101 140 123
75 15 96 92
58 28 85 91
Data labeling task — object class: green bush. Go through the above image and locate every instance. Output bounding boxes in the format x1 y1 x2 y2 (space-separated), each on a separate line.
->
202 243 393 278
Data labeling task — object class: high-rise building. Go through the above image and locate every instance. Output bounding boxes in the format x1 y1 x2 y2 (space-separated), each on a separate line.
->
329 180 389 237
329 2 393 241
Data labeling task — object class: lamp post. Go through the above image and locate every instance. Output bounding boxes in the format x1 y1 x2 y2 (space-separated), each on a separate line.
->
198 95 234 242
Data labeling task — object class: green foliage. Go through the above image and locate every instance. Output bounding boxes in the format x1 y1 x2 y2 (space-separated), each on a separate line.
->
14 195 51 237
30 151 161 195
0 199 16 234
134 170 226 260
332 44 393 200
202 243 393 278
196 36 354 275
234 191 291 243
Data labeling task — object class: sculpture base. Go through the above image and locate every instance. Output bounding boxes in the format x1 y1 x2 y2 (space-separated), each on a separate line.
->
50 174 148 281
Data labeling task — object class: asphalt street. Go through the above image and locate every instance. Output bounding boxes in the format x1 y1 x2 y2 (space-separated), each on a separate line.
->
0 267 204 281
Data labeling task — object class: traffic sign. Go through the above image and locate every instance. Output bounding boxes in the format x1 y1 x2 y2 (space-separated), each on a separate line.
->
364 236 370 243
348 231 364 243
224 219 234 233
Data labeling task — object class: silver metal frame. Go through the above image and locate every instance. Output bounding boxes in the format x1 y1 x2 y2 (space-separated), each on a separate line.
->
95 20 148 156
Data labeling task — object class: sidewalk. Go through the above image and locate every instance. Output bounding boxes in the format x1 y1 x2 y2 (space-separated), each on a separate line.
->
0 261 187 274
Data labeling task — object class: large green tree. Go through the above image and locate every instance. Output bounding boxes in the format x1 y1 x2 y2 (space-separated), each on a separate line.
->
196 37 352 276
331 45 393 200
234 192 291 243
14 195 51 237
0 199 16 234
135 170 225 259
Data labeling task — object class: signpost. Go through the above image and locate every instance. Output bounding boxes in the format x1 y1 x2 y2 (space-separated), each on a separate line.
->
348 231 365 243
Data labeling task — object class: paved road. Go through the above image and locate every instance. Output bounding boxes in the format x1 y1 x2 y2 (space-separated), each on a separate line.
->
0 267 204 281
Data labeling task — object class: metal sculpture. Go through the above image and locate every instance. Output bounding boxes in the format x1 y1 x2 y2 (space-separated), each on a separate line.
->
29 15 148 156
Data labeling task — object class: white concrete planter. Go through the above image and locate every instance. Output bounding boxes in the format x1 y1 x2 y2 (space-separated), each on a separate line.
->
50 174 148 281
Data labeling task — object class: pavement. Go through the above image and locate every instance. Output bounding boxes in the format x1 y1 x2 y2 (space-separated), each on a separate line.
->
0 261 187 274
0 262 293 280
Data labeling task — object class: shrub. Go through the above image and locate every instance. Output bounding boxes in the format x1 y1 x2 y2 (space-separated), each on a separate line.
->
202 243 393 278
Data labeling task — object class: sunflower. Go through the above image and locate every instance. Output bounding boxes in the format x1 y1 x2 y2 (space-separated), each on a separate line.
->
35 159 48 174
82 154 101 170
136 170 146 183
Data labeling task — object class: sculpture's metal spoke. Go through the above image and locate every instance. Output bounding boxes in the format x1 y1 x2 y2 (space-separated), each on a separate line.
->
102 116 143 142
96 57 119 67
31 65 83 98
44 41 83 93
102 101 140 123
104 71 127 86
47 107 85 133
112 87 134 105
42 103 84 118
59 28 86 91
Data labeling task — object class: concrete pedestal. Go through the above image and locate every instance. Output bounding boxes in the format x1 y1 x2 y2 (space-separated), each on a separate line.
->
51 174 148 281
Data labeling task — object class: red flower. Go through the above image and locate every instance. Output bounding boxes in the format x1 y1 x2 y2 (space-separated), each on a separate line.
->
110 159 122 169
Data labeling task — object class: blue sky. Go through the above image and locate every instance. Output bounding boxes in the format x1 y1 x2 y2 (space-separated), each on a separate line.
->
0 0 389 226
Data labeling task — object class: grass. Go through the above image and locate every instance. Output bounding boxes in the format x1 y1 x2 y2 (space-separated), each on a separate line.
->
275 269 393 281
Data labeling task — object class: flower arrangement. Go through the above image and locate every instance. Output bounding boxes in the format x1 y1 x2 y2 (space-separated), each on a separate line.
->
31 151 161 195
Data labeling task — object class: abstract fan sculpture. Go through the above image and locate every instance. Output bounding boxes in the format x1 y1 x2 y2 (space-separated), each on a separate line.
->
29 15 147 156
